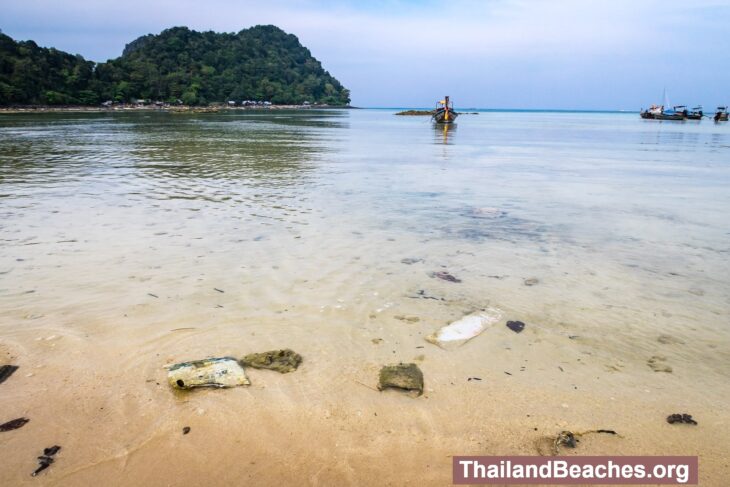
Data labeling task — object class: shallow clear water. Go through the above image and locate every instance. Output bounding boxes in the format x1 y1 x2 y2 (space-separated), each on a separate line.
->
2 110 728 346
1 109 729 484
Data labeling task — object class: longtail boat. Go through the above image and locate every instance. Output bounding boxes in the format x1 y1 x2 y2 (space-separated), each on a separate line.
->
432 96 458 124
686 106 703 120
640 89 687 120
715 106 728 122
640 105 686 120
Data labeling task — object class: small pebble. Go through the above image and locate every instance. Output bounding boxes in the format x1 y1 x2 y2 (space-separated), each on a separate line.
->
506 320 525 333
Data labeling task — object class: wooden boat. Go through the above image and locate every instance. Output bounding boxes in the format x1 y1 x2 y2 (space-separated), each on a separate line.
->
686 106 703 120
715 106 728 122
640 105 686 120
432 96 458 124
655 111 686 121
640 90 687 120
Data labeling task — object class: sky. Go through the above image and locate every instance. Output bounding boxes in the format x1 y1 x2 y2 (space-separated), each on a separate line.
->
2 0 729 109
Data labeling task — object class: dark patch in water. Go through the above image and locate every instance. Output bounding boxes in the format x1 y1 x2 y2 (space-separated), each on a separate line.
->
408 289 445 301
429 271 461 283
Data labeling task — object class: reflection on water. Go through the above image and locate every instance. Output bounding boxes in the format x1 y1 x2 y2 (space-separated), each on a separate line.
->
433 122 456 144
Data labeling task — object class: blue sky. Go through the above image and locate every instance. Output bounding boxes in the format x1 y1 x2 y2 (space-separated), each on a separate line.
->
2 0 729 109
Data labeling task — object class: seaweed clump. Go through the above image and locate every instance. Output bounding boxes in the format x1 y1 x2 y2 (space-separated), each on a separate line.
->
0 365 19 385
32 445 61 476
667 413 697 425
241 349 302 373
0 417 29 432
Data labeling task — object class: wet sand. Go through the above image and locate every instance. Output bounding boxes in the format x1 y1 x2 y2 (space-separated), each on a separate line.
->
1 110 729 485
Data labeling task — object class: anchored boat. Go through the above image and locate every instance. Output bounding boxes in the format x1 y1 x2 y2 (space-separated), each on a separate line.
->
640 89 687 120
715 106 728 122
640 106 686 120
687 106 703 120
432 96 458 124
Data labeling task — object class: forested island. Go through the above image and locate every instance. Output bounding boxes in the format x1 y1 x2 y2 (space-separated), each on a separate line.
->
0 26 350 107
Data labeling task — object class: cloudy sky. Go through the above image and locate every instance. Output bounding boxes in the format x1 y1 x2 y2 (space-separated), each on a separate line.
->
3 0 729 109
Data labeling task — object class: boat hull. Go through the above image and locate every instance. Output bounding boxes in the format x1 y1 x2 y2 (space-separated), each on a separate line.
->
640 112 686 121
432 108 459 124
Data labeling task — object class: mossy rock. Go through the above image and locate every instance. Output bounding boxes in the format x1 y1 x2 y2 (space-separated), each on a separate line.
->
241 349 302 373
378 363 424 396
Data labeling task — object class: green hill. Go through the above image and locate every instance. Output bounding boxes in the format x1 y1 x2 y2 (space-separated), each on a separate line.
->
0 26 350 106
0 33 99 105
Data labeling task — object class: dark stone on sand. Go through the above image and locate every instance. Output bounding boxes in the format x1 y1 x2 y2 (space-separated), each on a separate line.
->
241 349 302 373
429 271 461 283
556 431 577 449
378 363 424 396
0 365 19 385
0 417 29 432
183 426 191 435
667 413 697 425
506 320 525 333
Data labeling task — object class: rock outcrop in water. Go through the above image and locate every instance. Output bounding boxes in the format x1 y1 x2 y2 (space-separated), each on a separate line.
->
395 110 433 116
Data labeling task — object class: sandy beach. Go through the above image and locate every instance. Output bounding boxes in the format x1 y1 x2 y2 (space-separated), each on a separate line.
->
1 109 729 485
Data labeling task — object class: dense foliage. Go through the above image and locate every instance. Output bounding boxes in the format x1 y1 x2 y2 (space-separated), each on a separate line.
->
0 32 99 105
0 26 350 106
